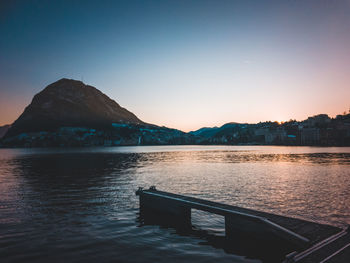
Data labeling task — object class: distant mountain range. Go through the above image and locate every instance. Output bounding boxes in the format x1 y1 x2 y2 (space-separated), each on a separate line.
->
1 78 350 147
189 123 243 138
189 115 350 146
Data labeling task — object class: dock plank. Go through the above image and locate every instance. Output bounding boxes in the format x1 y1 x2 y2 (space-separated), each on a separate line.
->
297 232 350 262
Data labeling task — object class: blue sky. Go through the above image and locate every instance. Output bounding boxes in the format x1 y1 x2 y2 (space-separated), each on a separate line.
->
1 0 350 131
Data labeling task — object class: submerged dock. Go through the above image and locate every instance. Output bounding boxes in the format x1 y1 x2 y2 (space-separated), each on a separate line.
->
136 187 350 263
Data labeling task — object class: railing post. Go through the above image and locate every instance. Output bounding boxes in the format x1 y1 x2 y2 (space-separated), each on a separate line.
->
137 187 191 228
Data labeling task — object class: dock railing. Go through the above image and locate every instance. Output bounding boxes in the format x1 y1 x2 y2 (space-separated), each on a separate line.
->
136 186 310 248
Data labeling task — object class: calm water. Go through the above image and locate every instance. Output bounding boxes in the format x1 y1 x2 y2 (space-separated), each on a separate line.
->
1 146 350 263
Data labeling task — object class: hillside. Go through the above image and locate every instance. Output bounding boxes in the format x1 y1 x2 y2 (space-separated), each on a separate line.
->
5 78 143 138
1 79 195 147
0 125 10 139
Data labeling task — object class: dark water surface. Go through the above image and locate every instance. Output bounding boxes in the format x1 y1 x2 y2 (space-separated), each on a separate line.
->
1 146 350 263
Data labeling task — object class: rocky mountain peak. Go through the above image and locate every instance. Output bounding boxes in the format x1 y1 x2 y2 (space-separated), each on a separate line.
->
6 79 144 137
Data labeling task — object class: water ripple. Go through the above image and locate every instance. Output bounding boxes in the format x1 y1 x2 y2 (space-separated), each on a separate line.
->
0 146 349 263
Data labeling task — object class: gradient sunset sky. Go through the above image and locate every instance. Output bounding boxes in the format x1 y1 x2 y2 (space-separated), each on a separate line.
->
1 0 350 131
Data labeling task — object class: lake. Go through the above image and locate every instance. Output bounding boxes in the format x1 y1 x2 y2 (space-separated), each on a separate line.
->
1 146 350 263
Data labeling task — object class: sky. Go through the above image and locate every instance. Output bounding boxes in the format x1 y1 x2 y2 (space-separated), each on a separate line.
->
1 0 350 131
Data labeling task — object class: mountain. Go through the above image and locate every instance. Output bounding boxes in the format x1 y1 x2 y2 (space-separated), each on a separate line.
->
2 79 196 147
0 125 10 139
190 123 242 138
189 127 220 138
2 78 349 147
5 78 143 138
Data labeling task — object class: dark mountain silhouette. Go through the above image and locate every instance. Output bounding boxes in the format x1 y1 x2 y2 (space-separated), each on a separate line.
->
190 123 241 138
189 127 220 138
6 78 144 137
1 79 196 147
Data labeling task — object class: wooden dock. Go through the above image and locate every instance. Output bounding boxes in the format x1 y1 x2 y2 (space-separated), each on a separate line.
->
136 187 350 263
